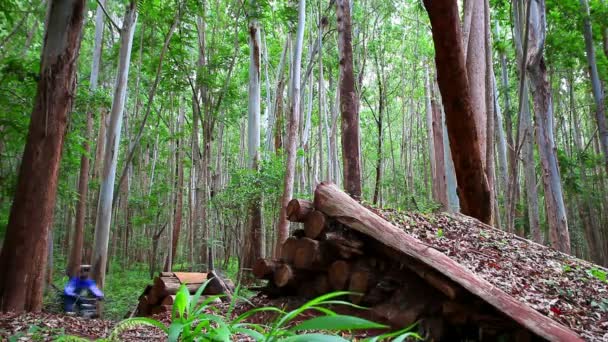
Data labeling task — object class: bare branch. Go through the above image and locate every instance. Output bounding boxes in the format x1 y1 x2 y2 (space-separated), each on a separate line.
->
96 0 121 32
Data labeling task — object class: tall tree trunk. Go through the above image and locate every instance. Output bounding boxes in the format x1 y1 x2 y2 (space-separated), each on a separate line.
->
0 0 85 312
484 0 498 226
521 83 541 242
427 67 449 209
579 0 608 175
526 0 570 253
570 77 605 264
423 0 491 224
372 53 384 205
336 0 362 198
267 39 289 153
91 1 137 291
493 74 509 206
68 0 104 277
500 51 519 233
171 105 185 265
244 14 263 269
464 0 488 169
276 0 305 254
318 5 327 181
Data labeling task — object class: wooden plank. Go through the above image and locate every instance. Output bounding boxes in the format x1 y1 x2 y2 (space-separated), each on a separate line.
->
313 182 583 342
174 272 208 284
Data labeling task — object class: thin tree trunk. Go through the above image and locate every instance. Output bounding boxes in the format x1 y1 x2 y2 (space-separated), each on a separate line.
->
276 0 305 252
501 52 518 233
428 68 449 209
244 15 263 269
423 0 491 224
336 0 362 198
68 0 104 277
372 53 384 205
526 0 570 253
579 0 608 175
171 105 185 265
91 1 137 291
521 83 541 242
493 74 509 204
0 0 85 312
484 0 497 226
570 77 605 264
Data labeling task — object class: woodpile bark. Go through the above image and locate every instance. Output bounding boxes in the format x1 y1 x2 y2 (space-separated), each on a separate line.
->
135 272 232 316
253 182 582 341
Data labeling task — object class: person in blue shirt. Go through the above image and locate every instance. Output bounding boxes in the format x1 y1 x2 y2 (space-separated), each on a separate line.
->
64 265 104 313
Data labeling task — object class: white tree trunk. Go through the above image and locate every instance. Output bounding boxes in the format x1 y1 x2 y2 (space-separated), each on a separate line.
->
91 2 137 289
276 0 306 253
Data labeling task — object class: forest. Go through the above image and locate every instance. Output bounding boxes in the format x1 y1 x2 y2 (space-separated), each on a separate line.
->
0 0 607 340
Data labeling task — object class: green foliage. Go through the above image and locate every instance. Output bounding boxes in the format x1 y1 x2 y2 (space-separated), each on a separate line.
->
586 267 607 282
102 264 153 320
69 285 420 342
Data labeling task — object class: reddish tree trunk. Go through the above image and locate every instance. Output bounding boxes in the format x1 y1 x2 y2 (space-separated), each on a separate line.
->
422 0 491 224
0 0 85 312
336 0 362 199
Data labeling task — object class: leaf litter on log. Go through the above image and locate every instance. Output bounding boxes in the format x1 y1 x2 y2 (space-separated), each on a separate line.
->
369 207 608 341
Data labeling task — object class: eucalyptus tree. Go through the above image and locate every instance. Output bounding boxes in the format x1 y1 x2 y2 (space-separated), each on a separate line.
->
578 0 608 175
423 0 491 224
336 0 362 199
68 0 105 278
91 0 138 290
244 0 264 269
276 0 306 252
525 0 571 253
0 0 86 312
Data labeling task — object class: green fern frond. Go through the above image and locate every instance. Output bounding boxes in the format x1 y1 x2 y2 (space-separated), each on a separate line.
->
107 317 168 341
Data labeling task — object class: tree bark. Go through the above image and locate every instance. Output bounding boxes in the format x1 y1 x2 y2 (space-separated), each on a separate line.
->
464 0 488 169
68 0 104 277
336 0 362 199
423 0 491 223
579 0 608 176
244 15 264 269
0 0 86 312
91 1 137 291
276 0 306 255
171 105 185 265
525 0 570 253
570 77 606 265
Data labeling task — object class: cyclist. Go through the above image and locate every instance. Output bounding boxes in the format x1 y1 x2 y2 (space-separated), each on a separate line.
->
63 265 104 313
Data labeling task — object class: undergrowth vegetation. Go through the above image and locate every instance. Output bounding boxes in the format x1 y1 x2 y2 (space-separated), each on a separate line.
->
55 281 420 342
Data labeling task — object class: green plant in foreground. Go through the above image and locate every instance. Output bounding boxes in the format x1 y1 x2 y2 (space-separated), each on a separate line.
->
93 280 420 342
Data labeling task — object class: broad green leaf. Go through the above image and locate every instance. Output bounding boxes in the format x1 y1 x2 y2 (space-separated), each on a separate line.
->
167 322 185 342
280 333 350 342
291 315 388 332
174 284 190 318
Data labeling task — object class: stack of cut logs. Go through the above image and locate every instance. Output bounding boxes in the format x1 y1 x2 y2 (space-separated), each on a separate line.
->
253 191 536 340
135 271 232 316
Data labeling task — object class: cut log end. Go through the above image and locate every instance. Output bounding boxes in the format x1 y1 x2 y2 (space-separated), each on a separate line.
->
304 210 327 239
274 264 294 287
287 199 314 222
328 260 351 290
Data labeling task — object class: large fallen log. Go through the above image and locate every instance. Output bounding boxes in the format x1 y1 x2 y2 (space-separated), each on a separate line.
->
312 182 582 342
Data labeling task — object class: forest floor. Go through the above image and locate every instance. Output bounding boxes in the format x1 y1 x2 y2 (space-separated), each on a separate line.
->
1 209 608 341
0 295 385 341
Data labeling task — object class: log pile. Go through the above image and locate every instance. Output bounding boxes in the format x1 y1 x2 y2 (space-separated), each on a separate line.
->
253 183 582 341
135 271 232 316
